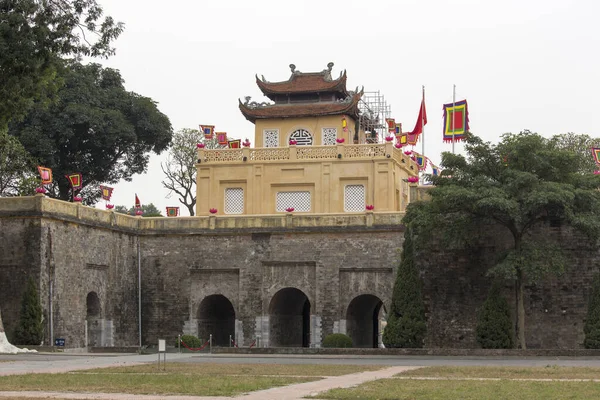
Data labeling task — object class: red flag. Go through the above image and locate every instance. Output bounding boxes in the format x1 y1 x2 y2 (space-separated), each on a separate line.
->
407 94 427 145
135 194 141 208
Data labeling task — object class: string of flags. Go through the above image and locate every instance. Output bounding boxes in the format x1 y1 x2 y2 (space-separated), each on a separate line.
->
200 124 245 148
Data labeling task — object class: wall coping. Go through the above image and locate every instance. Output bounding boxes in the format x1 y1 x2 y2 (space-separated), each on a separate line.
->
0 196 405 235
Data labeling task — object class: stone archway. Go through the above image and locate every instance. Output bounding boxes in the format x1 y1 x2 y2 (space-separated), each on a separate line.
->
269 288 310 347
346 294 384 348
198 295 235 347
86 292 102 347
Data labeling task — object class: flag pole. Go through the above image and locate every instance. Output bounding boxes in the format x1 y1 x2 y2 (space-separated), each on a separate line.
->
451 84 456 154
421 85 425 161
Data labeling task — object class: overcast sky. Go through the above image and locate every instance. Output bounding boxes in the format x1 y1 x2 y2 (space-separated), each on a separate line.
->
95 0 599 215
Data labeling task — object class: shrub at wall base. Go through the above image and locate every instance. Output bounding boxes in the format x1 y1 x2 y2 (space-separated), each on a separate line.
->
584 274 600 349
476 282 514 349
322 333 352 348
14 277 43 346
382 228 426 348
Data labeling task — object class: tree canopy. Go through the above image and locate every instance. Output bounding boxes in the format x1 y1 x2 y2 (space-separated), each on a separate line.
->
0 128 38 196
8 62 173 204
408 131 600 348
161 129 222 216
0 0 124 128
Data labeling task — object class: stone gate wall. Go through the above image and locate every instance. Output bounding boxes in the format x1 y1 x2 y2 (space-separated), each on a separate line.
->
1 195 598 349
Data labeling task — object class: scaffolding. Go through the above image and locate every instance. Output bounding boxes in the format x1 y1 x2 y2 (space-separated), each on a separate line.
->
358 91 392 144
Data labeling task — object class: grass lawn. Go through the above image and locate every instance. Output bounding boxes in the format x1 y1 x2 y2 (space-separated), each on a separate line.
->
399 365 600 380
0 363 381 397
93 362 383 376
312 379 600 400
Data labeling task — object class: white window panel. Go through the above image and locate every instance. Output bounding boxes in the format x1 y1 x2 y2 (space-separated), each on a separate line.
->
276 191 311 212
322 127 337 145
344 185 365 212
263 129 279 148
224 188 244 214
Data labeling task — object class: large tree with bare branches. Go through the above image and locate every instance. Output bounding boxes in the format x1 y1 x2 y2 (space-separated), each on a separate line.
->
161 129 221 216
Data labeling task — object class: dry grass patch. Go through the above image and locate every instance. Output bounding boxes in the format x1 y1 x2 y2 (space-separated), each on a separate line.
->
312 379 600 400
92 362 383 376
0 373 318 397
399 365 600 380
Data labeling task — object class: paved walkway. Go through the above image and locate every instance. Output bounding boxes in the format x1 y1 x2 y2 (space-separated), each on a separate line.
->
0 354 419 399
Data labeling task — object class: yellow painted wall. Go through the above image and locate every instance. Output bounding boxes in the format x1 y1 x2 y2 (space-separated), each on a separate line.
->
196 144 418 216
254 114 357 147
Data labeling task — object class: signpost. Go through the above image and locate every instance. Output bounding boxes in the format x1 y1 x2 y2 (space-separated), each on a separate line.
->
157 339 166 370
54 338 65 347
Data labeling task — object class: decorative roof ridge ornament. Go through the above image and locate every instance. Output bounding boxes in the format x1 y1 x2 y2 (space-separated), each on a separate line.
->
240 97 273 109
321 62 334 81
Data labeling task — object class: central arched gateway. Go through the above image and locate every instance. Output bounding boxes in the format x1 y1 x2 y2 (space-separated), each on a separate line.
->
269 288 310 347
346 294 384 348
198 295 235 347
86 292 102 347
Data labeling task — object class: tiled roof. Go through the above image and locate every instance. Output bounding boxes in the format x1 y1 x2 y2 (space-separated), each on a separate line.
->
256 70 348 99
239 93 361 123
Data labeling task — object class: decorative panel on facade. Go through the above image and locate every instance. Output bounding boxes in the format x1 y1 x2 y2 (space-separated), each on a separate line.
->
344 185 365 212
322 128 337 145
290 129 313 146
263 130 279 148
224 188 244 214
276 191 311 212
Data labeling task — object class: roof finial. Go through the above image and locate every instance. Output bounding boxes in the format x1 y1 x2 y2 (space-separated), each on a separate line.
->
327 62 334 72
289 64 296 73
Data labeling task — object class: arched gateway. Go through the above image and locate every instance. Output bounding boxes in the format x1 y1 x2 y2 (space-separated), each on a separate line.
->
346 294 384 348
269 288 310 347
86 292 102 347
198 295 235 347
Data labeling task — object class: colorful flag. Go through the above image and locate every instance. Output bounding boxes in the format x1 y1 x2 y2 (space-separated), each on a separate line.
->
431 163 439 176
135 194 141 208
166 207 179 217
216 132 228 146
100 185 114 201
65 173 83 190
37 166 53 184
408 94 427 145
200 125 215 139
593 148 600 164
443 100 469 142
413 152 427 170
228 139 241 149
398 133 408 145
386 118 396 134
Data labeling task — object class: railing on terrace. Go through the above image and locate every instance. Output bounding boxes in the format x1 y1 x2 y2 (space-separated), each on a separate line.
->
198 142 416 168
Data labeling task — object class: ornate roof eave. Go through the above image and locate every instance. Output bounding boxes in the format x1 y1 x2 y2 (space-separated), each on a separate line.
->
239 90 362 124
255 69 348 99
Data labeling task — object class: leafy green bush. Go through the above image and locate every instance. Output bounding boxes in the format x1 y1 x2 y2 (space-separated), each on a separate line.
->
176 334 202 349
322 333 352 348
383 228 427 348
476 282 513 349
584 274 600 349
14 277 43 345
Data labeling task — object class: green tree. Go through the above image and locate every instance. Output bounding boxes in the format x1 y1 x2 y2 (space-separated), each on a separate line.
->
115 203 163 217
550 133 600 174
476 282 513 349
161 129 222 216
0 0 124 128
412 131 600 348
0 128 38 196
14 277 44 346
382 227 427 348
584 273 600 349
8 62 173 204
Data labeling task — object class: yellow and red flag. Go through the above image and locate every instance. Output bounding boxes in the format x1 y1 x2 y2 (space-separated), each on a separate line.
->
592 148 600 165
100 185 114 201
65 173 82 190
228 139 241 149
135 194 141 208
443 100 469 142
